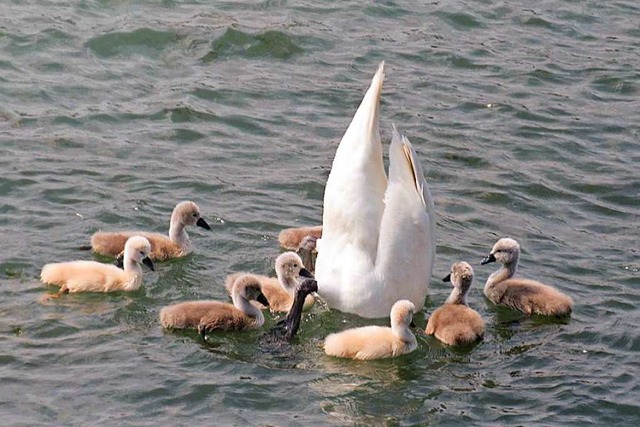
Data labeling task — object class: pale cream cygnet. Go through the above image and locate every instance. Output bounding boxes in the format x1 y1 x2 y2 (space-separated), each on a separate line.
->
323 300 418 360
41 236 154 299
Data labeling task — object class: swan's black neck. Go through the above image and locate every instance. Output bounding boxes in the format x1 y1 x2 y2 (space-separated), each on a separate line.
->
283 279 318 341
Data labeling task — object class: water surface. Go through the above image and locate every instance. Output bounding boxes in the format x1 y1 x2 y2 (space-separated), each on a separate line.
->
1 0 639 425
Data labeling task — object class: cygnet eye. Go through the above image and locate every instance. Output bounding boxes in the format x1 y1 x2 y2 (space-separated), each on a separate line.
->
139 250 145 256
192 212 198 217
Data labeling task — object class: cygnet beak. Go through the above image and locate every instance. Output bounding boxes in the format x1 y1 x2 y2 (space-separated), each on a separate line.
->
299 268 314 279
142 257 155 271
196 217 211 230
442 273 451 282
257 293 270 307
114 253 124 269
481 253 496 265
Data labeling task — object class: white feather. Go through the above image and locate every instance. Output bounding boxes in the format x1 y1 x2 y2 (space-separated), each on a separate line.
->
315 63 436 318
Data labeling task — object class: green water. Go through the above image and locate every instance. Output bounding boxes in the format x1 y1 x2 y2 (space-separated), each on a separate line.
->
1 0 639 425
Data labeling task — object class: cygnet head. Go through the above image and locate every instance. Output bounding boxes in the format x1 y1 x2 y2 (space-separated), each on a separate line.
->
390 300 415 329
172 201 211 230
275 252 314 284
123 236 154 270
481 237 520 266
232 275 270 307
443 261 474 294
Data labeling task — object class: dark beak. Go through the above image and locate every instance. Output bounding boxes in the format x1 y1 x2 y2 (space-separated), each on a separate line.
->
410 320 417 328
114 253 124 269
442 273 451 282
196 217 211 230
257 292 270 307
298 268 314 279
481 253 496 265
142 257 155 271
284 279 318 341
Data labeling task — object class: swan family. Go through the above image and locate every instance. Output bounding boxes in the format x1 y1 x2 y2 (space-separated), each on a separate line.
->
38 62 573 361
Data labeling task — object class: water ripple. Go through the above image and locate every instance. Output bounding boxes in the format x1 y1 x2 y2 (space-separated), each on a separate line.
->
1 0 639 425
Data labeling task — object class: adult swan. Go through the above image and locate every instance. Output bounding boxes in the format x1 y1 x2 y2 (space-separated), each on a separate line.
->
313 62 436 319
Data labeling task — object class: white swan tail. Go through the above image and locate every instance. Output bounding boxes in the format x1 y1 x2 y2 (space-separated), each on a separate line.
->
317 63 388 301
315 65 437 318
374 127 436 314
